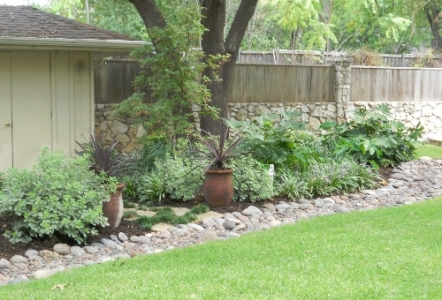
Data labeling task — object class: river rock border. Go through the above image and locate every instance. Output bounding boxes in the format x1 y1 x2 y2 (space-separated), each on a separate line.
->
1 156 442 286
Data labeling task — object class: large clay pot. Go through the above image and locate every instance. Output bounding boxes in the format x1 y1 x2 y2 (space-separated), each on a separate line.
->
203 169 233 207
103 183 125 229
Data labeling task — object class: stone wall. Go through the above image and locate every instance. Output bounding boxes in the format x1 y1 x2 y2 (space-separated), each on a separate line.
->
94 57 441 151
95 104 146 153
94 100 442 151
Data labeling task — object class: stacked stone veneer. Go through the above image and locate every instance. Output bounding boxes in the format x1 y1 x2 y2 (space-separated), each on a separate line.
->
228 101 442 133
94 57 442 151
95 104 146 153
95 101 442 152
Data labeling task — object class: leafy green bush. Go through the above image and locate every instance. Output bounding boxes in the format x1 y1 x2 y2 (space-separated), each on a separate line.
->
137 156 204 203
230 155 275 202
227 112 328 171
0 149 114 244
320 104 423 168
276 158 380 200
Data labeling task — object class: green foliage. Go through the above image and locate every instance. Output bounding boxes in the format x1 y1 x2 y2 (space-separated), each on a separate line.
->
42 0 148 40
0 148 114 244
276 158 380 199
75 135 135 177
119 175 139 200
230 155 275 202
227 111 324 171
135 205 209 230
133 136 172 170
123 199 137 209
193 124 244 172
137 156 205 203
320 104 424 168
123 210 138 219
113 1 224 141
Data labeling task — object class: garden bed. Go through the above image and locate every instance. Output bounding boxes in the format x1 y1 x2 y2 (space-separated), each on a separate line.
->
0 167 393 260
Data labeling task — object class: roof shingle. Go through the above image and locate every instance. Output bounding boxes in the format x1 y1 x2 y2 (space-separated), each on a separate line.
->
0 5 138 41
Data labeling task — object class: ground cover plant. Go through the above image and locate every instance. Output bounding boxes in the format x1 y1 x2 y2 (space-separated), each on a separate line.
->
320 103 424 168
2 197 442 299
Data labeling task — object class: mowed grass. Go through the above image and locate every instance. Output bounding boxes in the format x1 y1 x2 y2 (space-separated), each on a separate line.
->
415 144 442 159
2 197 442 299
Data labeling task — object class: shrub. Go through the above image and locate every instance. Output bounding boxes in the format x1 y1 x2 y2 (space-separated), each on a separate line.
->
226 111 308 170
137 156 204 203
320 104 423 168
276 158 380 200
230 155 275 202
0 149 114 244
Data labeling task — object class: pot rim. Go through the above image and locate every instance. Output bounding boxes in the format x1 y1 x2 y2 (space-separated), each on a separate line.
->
205 168 233 174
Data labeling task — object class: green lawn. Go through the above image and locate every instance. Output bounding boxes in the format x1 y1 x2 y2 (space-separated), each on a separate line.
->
415 144 442 159
2 197 442 299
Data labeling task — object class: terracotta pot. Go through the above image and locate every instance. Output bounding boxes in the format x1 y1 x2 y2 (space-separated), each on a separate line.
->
103 183 125 229
203 168 233 207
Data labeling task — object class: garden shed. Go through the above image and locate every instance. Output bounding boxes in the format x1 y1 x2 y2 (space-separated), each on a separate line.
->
0 6 144 171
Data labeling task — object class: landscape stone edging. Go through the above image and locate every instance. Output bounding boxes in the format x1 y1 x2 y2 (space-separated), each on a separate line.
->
1 156 442 286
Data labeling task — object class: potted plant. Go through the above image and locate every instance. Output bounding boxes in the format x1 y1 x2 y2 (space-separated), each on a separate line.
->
75 135 134 229
194 123 243 207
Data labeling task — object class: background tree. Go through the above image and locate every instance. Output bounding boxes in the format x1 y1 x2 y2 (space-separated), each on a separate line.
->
424 0 442 50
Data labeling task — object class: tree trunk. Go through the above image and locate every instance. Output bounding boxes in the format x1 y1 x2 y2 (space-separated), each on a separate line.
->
199 0 258 135
425 1 442 51
129 0 259 136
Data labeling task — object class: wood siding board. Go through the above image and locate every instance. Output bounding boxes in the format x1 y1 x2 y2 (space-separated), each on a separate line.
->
433 70 442 101
11 52 52 168
73 52 92 145
0 52 12 170
52 51 72 155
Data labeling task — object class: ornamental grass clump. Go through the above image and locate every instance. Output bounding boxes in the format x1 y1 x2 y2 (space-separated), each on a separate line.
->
0 148 115 244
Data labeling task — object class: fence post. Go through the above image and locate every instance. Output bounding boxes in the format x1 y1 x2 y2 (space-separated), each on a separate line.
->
333 56 353 123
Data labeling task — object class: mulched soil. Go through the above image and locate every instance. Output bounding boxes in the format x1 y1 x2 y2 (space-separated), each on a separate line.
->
0 167 393 260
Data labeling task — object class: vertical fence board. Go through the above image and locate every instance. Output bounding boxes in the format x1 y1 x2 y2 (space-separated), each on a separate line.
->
94 60 442 105
350 67 442 102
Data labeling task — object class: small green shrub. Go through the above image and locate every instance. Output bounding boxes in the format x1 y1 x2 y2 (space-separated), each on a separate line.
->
119 175 139 200
137 156 204 203
276 159 380 200
138 172 167 203
133 136 172 170
230 155 275 202
123 210 138 219
227 112 330 172
123 199 137 209
0 149 114 244
320 104 423 168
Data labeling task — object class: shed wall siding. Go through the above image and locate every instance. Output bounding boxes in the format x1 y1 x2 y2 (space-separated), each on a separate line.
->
72 51 93 151
11 52 52 168
0 52 12 170
0 50 94 170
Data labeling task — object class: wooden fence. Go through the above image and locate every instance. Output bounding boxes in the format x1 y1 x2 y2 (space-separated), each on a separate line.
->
94 59 442 105
230 64 333 103
351 67 442 102
238 50 442 68
94 59 144 104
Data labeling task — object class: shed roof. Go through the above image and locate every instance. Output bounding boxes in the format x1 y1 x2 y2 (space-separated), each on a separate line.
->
0 6 145 54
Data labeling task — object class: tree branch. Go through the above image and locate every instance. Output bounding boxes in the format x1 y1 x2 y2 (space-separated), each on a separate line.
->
225 0 259 54
129 0 166 29
200 0 226 54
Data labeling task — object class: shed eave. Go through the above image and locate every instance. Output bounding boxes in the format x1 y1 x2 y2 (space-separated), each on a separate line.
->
0 37 146 52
